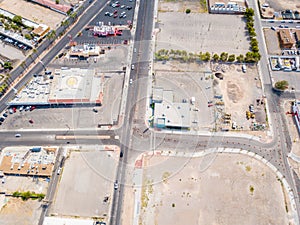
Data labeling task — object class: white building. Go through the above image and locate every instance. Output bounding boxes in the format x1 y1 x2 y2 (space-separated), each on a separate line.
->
152 88 191 129
292 100 300 134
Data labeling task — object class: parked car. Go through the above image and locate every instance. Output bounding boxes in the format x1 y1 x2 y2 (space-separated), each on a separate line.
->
19 106 24 111
30 106 36 111
15 133 21 138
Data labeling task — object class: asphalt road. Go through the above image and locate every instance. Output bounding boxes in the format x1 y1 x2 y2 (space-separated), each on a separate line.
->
109 0 155 224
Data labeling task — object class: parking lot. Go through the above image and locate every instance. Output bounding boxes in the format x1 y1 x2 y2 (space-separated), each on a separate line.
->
156 13 250 55
50 148 119 218
272 70 300 91
74 0 136 45
0 40 26 62
139 153 291 225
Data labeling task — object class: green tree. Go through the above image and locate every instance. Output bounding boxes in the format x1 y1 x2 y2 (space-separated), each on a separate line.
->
204 52 211 61
212 53 219 61
12 15 22 26
228 54 235 62
186 9 191 14
24 34 32 40
245 8 254 18
47 30 56 40
275 80 289 91
252 45 259 52
220 52 228 62
236 54 244 62
3 61 12 70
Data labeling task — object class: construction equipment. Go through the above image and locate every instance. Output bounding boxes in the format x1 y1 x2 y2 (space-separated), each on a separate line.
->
246 111 251 120
215 101 224 105
246 111 255 119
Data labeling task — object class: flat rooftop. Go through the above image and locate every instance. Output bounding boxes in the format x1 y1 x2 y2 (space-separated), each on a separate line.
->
9 68 103 106
0 147 57 177
49 68 103 104
153 89 191 128
43 217 94 225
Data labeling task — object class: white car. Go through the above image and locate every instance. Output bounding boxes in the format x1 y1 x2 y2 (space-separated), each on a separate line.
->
15 134 21 138
129 79 133 84
114 181 118 190
131 64 135 70
19 106 24 111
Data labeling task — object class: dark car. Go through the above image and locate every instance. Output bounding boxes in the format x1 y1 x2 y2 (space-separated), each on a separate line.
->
126 6 132 10
0 117 4 122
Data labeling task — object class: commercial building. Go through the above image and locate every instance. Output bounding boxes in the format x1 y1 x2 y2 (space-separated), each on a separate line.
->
208 0 247 14
292 100 300 134
0 147 57 177
9 68 104 106
152 88 191 129
49 68 103 105
69 44 102 59
278 29 295 49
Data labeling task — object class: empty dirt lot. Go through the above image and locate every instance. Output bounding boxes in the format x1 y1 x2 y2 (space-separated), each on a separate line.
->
0 0 65 29
260 0 300 12
156 12 250 55
50 148 119 218
0 197 41 225
159 0 207 13
139 153 292 225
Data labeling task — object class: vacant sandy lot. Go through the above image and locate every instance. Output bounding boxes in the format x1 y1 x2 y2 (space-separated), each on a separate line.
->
261 0 300 12
264 28 281 55
51 149 119 218
0 197 41 225
156 13 250 55
159 0 206 13
0 0 65 29
139 153 291 225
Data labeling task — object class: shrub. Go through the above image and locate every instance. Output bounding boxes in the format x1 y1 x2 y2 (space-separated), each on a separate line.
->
185 9 191 14
275 80 289 91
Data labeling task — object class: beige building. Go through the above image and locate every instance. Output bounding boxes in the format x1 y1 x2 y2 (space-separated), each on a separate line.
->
278 29 295 49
